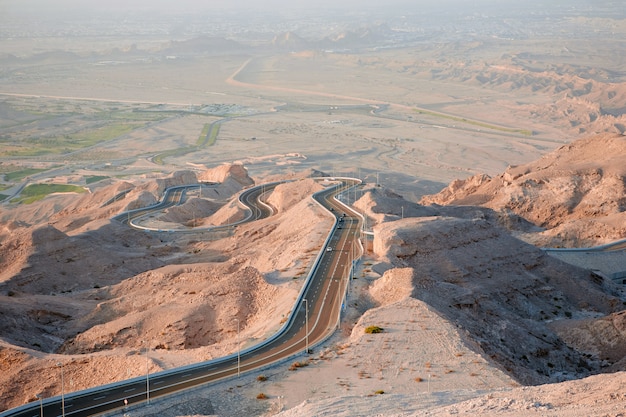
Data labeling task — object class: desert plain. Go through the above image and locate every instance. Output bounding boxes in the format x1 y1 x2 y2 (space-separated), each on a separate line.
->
1 1 626 416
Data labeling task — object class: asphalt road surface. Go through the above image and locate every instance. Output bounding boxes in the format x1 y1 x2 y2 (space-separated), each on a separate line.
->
1 179 361 417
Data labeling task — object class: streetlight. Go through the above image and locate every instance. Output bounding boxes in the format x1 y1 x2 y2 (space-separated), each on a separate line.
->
145 342 150 405
56 362 65 417
303 299 309 354
235 318 241 377
350 241 355 283
35 393 43 417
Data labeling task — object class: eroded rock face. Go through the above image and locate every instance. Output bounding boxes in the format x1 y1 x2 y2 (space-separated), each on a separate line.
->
368 267 414 306
197 163 254 187
155 170 199 195
549 310 626 369
419 133 626 247
373 215 625 384
125 190 158 210
58 263 280 354
266 179 324 213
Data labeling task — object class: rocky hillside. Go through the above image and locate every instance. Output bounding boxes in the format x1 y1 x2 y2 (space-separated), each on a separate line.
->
353 134 626 385
0 167 333 411
420 133 626 247
372 215 625 385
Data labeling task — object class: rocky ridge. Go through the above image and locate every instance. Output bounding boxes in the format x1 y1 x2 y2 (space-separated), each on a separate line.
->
420 133 626 247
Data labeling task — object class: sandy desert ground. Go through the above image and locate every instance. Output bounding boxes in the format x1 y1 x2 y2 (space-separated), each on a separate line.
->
1 1 626 416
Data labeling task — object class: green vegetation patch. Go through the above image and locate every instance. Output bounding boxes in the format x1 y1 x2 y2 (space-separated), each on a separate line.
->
414 109 532 136
364 325 384 334
206 123 220 146
96 110 169 122
12 183 86 204
155 120 221 164
4 168 49 182
197 123 211 146
196 122 220 147
2 123 139 157
85 175 109 184
152 146 197 165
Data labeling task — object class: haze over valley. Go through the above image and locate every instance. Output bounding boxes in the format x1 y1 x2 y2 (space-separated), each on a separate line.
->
1 1 625 416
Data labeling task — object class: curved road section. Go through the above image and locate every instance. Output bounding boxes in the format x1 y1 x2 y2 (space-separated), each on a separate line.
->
112 182 280 232
1 178 362 417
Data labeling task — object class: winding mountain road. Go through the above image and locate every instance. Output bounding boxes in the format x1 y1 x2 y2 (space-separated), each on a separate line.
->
1 178 362 417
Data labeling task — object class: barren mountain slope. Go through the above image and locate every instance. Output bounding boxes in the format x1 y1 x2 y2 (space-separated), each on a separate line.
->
420 133 626 247
404 370 626 417
58 262 285 354
134 181 626 417
199 178 331 278
275 371 626 417
0 170 332 412
426 54 626 136
373 215 625 385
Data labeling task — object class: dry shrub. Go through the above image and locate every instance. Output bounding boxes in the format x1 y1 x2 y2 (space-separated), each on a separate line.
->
364 325 384 334
288 361 309 371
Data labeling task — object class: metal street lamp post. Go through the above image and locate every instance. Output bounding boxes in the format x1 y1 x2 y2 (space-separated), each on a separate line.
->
56 363 65 417
304 299 309 354
235 318 240 377
145 342 150 405
35 393 43 417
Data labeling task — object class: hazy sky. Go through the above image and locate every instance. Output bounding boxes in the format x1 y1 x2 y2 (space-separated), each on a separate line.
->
3 0 605 18
0 0 608 39
4 0 410 11
2 0 514 15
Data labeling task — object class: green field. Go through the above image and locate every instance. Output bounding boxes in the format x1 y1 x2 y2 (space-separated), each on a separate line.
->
85 175 110 184
153 121 221 165
12 183 87 204
3 168 49 182
152 146 197 165
97 110 169 122
414 109 533 136
0 184 9 202
1 123 139 157
197 123 220 147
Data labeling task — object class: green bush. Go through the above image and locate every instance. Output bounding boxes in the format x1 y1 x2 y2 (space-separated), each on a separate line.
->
364 326 384 334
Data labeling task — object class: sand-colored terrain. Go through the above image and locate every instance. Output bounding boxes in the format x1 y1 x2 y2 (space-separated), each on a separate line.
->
1 137 625 416
421 133 626 248
1 2 626 415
